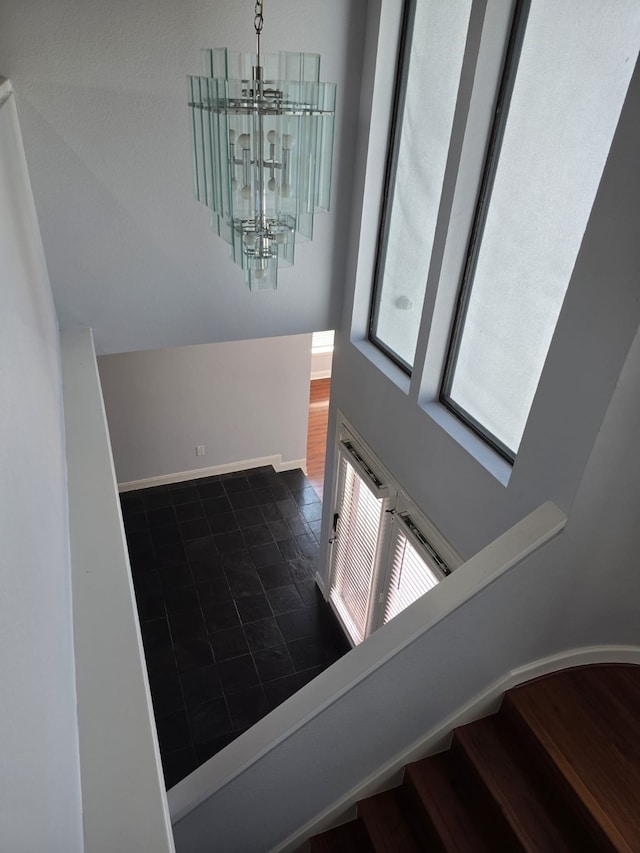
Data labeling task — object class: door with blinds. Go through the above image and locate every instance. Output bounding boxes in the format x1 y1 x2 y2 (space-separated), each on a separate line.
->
328 441 390 645
328 430 455 646
381 513 450 627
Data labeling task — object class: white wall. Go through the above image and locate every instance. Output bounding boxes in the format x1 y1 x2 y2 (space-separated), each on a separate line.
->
0 0 367 355
63 329 175 853
0 81 83 852
98 334 312 485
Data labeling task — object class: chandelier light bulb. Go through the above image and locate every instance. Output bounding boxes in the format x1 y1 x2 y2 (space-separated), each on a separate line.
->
238 133 251 150
266 129 278 144
268 177 276 191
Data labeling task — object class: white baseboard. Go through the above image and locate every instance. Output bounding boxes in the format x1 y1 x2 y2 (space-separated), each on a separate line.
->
118 455 307 492
273 643 640 853
311 369 332 381
275 457 307 474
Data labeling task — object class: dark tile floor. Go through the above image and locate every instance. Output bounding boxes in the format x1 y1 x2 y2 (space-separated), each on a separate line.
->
120 466 350 789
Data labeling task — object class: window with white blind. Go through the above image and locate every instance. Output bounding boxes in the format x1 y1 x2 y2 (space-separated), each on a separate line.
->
329 449 389 645
328 425 459 644
383 514 449 625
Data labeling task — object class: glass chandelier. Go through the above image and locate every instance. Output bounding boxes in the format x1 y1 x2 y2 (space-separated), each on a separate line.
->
188 1 337 291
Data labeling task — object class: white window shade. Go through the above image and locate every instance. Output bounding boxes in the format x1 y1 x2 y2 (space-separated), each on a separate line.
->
383 515 448 624
329 455 387 645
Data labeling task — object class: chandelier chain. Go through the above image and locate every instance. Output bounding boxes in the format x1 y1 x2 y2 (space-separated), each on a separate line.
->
254 1 264 35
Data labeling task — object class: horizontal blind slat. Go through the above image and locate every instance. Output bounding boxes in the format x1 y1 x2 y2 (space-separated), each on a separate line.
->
330 455 384 644
383 528 443 624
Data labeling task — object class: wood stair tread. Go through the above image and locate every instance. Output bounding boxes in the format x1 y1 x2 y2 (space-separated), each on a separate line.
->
308 665 640 852
308 817 374 852
453 714 578 851
405 752 496 852
505 664 640 851
357 789 422 852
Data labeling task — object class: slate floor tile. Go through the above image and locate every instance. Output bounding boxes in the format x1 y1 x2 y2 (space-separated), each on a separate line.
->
207 512 239 535
202 600 240 633
196 577 233 606
217 654 260 695
263 674 301 710
242 523 273 548
252 644 295 683
209 626 249 661
180 518 211 541
235 593 273 624
156 709 191 754
243 617 285 653
266 584 304 615
258 562 292 590
147 506 177 527
276 608 315 642
250 541 282 569
226 686 270 731
287 636 328 671
149 671 184 717
225 566 264 598
174 637 214 672
163 746 198 790
180 664 223 707
171 485 201 505
234 506 264 528
174 501 204 521
189 697 233 744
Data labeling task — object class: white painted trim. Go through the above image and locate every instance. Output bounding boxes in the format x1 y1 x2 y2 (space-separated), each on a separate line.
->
118 455 307 491
311 368 333 380
275 457 307 474
274 643 640 852
61 329 175 853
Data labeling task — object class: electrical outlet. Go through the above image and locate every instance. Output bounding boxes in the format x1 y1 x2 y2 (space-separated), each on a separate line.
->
196 445 205 456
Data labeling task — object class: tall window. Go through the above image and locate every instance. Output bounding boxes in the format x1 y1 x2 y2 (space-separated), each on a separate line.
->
367 0 640 459
442 0 640 458
369 0 473 372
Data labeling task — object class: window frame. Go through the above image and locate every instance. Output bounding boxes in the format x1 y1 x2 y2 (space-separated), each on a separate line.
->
439 0 531 463
367 0 417 376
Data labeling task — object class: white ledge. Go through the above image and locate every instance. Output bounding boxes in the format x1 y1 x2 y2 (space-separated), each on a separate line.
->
61 328 175 853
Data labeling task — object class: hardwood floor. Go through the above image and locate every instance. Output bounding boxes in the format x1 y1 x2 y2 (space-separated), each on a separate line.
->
306 378 330 500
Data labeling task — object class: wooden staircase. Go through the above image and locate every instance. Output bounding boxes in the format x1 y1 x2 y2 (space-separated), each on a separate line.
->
309 664 640 851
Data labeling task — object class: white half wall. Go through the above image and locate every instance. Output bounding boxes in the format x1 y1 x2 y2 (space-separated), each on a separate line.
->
98 334 313 485
0 80 83 852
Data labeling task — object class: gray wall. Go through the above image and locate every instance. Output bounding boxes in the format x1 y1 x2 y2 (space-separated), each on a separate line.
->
0 0 367 355
0 86 83 851
98 334 312 484
171 7 640 848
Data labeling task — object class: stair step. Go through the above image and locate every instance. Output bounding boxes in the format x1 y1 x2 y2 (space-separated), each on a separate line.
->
504 665 640 852
404 752 495 851
308 818 374 852
453 714 578 851
357 788 422 852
